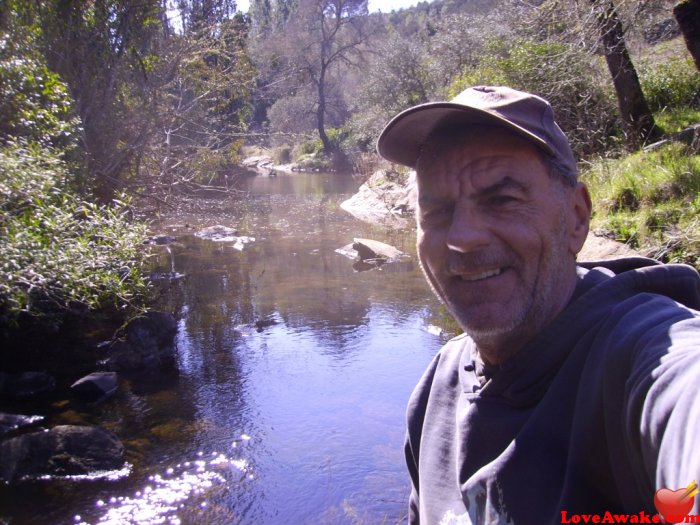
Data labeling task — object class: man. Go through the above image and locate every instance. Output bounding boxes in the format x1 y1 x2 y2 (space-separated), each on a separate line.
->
376 86 700 524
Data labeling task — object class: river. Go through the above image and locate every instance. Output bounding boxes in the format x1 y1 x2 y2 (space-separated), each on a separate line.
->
1 170 450 524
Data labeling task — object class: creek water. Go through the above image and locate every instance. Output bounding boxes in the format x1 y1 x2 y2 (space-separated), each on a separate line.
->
1 171 451 525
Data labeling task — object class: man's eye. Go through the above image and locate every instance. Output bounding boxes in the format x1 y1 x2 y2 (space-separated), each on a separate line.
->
420 206 452 224
488 195 518 206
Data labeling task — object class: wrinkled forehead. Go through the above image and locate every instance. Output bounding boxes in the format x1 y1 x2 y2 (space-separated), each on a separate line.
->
416 124 546 175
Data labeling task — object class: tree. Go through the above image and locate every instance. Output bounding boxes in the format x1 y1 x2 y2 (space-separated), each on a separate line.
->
674 0 700 71
266 0 369 165
588 0 660 148
425 12 511 97
249 0 274 37
28 0 165 201
21 0 256 197
144 11 255 192
347 31 432 149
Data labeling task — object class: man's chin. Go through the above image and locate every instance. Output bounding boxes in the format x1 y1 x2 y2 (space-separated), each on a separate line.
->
451 306 523 340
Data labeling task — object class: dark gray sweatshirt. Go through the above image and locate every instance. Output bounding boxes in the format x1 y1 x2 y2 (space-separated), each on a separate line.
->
405 258 700 524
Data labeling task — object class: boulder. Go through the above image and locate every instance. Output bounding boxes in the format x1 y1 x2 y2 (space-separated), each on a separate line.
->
0 413 44 439
578 231 640 262
352 238 405 262
70 372 119 402
104 311 178 371
336 238 408 272
340 170 417 229
241 155 274 170
0 425 124 483
144 234 177 245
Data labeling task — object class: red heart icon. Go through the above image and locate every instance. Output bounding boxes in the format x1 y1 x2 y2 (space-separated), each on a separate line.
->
654 487 694 523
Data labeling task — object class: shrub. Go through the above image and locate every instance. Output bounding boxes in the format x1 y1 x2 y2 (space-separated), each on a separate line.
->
0 30 80 152
639 55 700 112
0 143 151 328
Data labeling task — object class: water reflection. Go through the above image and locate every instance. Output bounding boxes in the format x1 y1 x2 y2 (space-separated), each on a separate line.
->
1 172 448 525
143 172 447 523
80 451 250 525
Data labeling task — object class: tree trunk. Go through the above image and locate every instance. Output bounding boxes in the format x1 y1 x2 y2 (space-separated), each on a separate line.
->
674 0 700 71
316 61 334 154
593 0 660 149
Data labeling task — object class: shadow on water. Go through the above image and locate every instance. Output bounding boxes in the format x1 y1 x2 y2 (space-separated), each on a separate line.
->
0 171 452 524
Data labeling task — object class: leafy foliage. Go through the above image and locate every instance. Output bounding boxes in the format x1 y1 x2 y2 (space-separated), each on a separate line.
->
639 55 700 112
0 9 152 330
0 30 80 152
0 144 151 327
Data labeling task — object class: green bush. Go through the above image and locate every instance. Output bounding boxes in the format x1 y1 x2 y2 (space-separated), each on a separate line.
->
0 143 151 327
639 56 700 112
299 138 322 156
0 30 80 152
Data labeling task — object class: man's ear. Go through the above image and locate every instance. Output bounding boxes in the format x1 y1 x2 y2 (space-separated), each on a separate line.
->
568 182 592 255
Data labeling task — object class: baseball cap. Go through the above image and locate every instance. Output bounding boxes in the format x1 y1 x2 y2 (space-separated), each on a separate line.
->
376 85 577 180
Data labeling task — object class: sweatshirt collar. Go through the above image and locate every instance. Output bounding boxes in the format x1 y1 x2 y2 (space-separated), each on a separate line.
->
459 265 609 405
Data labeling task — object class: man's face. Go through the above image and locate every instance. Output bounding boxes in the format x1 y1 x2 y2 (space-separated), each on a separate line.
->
416 127 590 361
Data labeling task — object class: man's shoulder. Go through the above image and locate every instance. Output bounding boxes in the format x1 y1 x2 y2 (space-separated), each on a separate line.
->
431 333 473 371
576 258 700 312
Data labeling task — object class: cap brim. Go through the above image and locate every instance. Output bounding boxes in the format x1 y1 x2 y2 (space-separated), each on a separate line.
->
376 102 553 168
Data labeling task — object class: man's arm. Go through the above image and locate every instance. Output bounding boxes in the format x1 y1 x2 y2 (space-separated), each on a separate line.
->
628 311 700 512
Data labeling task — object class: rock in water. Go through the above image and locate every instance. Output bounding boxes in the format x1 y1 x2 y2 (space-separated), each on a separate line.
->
0 413 44 438
104 311 178 371
352 238 405 262
6 371 56 400
70 372 119 402
195 225 239 242
0 425 125 483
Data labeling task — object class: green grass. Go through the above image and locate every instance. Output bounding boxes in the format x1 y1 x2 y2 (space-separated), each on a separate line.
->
582 142 700 269
653 107 700 135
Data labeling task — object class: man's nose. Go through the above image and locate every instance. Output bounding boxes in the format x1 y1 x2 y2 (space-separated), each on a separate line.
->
445 206 490 253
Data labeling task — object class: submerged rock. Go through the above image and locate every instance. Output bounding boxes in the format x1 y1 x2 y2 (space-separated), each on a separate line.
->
194 225 255 249
0 425 125 483
231 236 256 251
0 413 44 438
195 225 239 242
104 311 178 371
